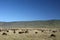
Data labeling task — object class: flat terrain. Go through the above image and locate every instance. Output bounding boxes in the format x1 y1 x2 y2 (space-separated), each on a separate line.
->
0 28 60 40
0 20 60 40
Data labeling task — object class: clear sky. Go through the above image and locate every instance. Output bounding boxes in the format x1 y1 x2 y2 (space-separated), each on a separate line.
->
0 0 60 22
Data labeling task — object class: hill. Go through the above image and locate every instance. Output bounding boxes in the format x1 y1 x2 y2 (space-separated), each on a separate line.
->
0 20 60 28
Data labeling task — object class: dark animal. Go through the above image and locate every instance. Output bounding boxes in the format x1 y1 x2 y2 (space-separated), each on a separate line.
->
52 31 57 33
35 32 38 34
18 32 24 34
13 30 16 33
2 32 7 35
50 34 56 37
7 30 9 32
0 29 1 32
25 30 28 33
41 30 44 32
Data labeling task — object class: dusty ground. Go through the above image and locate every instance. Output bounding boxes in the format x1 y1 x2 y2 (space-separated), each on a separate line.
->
0 28 60 40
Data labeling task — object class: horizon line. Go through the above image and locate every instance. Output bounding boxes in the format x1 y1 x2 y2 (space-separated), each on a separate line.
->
0 19 60 22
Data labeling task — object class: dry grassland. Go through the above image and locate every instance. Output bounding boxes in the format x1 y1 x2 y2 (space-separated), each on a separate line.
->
0 28 60 40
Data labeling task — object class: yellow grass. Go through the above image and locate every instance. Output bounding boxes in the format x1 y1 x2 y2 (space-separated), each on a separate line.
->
0 28 60 40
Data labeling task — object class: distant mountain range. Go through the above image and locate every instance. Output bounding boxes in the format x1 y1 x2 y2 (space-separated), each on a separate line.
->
0 20 60 28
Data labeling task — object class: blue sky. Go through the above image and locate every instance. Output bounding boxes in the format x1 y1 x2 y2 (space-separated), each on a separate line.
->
0 0 60 22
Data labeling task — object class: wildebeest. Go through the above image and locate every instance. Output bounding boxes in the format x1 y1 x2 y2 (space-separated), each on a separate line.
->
13 30 16 33
6 30 9 32
25 29 29 33
0 29 1 32
52 31 57 33
41 30 44 32
50 34 56 37
35 32 38 34
2 32 7 35
18 32 24 34
10 29 19 34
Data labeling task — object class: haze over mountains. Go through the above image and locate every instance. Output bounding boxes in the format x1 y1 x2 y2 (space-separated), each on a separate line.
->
0 20 60 28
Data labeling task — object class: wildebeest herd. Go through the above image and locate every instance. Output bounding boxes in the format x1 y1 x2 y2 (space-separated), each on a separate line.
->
0 28 60 40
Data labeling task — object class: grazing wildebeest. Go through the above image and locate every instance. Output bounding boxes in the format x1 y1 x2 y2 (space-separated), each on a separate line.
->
52 31 57 33
2 32 7 35
18 32 24 34
35 32 38 34
6 30 9 32
41 30 44 32
13 30 16 33
0 29 1 32
10 29 19 34
25 29 29 33
50 34 56 37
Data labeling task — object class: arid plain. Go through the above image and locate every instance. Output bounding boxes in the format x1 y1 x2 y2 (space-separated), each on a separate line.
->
0 20 60 40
